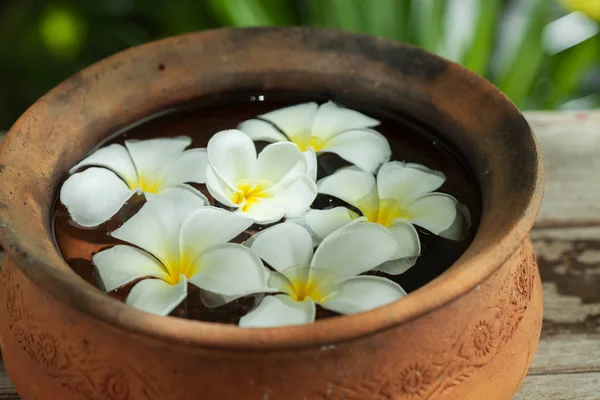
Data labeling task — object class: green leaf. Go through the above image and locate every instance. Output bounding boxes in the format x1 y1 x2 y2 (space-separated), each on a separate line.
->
497 0 550 107
363 0 411 41
410 0 446 51
545 35 600 108
305 0 364 32
206 0 296 27
462 0 502 75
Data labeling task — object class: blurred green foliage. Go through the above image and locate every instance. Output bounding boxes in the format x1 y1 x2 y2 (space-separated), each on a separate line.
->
0 0 598 128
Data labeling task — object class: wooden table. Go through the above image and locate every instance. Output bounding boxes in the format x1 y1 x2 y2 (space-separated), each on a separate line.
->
1 111 599 399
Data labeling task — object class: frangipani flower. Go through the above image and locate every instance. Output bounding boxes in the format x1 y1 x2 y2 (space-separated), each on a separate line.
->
206 129 317 225
93 192 270 316
61 136 208 227
239 222 406 328
302 162 471 275
238 102 391 177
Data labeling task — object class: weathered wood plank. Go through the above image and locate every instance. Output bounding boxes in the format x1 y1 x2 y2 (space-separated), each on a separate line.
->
0 362 19 400
525 111 600 228
514 372 600 400
529 333 600 375
527 227 600 376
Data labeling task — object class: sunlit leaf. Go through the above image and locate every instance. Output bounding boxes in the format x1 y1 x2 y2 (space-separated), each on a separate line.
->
497 0 550 107
409 0 446 51
560 0 600 21
362 0 410 41
545 36 600 108
206 0 296 26
39 7 86 59
462 0 502 75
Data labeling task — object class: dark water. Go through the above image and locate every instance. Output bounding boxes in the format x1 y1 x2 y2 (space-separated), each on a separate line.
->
53 92 481 324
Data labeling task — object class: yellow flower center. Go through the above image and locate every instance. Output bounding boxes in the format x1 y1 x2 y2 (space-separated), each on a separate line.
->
367 199 412 228
129 174 163 194
292 135 326 152
289 277 328 303
163 253 196 285
280 266 338 304
232 179 274 212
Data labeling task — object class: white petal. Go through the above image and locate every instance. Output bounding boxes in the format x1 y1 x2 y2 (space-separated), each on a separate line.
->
70 143 138 187
199 285 278 309
189 243 269 297
93 245 169 291
259 102 318 143
311 102 379 142
125 136 191 178
207 129 257 187
126 276 187 316
256 142 305 184
60 167 136 227
406 193 460 236
304 148 318 181
237 119 288 143
283 216 322 247
323 276 406 315
242 198 286 225
205 165 238 207
373 220 421 275
439 202 472 240
317 166 378 212
377 161 446 202
159 148 208 186
322 129 391 174
111 196 190 267
180 207 253 264
311 221 398 280
239 295 315 328
198 289 238 308
247 223 314 273
304 207 358 240
267 270 296 295
270 175 317 219
152 184 208 208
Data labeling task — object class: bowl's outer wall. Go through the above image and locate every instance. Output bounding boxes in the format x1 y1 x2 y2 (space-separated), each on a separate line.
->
0 238 541 400
0 27 544 399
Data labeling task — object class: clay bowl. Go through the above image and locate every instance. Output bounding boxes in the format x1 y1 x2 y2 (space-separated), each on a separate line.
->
0 27 543 400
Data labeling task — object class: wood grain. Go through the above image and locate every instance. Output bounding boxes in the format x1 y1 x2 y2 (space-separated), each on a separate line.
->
514 112 600 398
514 372 600 400
527 111 600 228
1 112 600 399
0 363 18 400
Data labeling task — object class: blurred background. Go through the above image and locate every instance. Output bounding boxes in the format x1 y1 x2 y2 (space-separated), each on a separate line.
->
0 0 598 129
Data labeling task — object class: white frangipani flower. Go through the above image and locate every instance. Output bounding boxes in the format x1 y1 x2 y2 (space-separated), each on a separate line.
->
206 129 318 225
93 192 270 316
239 222 406 328
238 102 391 177
302 162 471 275
60 136 208 227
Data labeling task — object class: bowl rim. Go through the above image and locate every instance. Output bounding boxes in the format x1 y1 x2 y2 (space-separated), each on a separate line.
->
0 26 544 350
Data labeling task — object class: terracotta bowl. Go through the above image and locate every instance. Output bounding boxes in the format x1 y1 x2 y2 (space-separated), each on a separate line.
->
0 27 543 400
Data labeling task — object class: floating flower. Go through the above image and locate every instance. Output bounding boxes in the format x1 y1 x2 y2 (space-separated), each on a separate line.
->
239 223 405 328
60 136 208 227
301 162 471 274
206 129 317 225
93 192 270 316
238 102 391 177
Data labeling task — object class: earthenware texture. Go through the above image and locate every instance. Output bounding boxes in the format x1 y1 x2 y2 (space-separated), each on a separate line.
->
0 27 544 400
